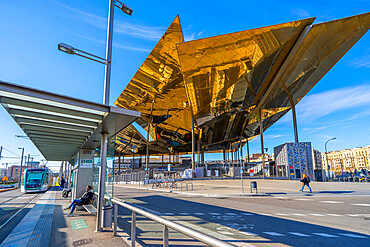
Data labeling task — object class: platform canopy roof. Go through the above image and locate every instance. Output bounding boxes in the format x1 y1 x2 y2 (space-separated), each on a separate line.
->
0 80 140 161
115 13 370 155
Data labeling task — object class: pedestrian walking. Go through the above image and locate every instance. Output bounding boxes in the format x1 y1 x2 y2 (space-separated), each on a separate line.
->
300 174 312 193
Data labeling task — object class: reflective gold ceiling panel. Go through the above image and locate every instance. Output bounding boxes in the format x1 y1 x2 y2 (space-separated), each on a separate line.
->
176 18 315 123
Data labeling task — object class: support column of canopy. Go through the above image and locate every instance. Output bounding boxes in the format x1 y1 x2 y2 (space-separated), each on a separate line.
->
259 109 265 179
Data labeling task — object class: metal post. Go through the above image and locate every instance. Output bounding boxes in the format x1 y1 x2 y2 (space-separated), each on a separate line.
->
0 146 2 161
259 109 265 179
146 128 149 171
114 203 118 236
27 154 30 168
96 132 108 232
18 148 24 187
192 117 195 171
292 105 299 143
240 139 243 194
103 0 114 105
131 211 136 247
163 225 169 247
118 151 121 174
197 139 200 166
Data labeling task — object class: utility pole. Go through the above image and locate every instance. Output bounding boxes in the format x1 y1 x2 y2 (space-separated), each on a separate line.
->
18 148 24 187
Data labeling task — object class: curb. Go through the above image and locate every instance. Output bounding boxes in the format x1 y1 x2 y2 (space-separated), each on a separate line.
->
115 184 270 198
0 187 18 193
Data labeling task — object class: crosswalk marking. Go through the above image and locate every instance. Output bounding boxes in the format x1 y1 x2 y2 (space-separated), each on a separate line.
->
179 213 189 215
209 213 221 215
351 204 370 207
263 232 285 236
289 232 310 237
326 214 341 217
194 213 205 215
292 213 305 216
259 213 272 216
225 213 237 215
320 201 343 204
275 213 288 216
164 213 174 215
346 214 361 217
294 198 313 201
241 213 254 216
313 233 338 238
339 233 368 238
309 213 325 216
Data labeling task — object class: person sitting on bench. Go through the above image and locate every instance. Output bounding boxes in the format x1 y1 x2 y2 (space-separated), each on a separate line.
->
64 185 94 217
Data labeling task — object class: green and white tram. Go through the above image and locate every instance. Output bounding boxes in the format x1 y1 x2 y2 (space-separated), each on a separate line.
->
21 168 53 193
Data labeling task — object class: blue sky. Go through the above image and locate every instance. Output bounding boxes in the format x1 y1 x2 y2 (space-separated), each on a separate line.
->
0 0 369 171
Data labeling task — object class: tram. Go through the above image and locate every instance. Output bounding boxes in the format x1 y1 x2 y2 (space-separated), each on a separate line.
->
21 168 53 193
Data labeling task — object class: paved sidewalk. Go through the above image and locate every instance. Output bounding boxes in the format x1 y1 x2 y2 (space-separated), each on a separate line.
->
0 187 131 247
115 178 370 198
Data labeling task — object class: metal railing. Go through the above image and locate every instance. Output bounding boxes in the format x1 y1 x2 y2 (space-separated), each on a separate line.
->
115 171 146 183
107 195 237 247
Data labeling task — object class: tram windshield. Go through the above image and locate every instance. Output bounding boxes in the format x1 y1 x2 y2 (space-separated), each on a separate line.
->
25 170 44 188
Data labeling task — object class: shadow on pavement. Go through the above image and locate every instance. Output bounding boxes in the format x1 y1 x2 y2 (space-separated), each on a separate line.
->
114 191 369 247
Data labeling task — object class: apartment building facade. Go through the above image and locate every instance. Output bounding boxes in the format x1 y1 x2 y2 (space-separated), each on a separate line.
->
321 145 370 175
274 142 314 180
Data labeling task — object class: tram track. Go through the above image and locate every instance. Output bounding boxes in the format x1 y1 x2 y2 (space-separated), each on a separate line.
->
0 190 41 231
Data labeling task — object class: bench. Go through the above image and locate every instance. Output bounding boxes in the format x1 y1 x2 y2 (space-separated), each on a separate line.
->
83 204 97 214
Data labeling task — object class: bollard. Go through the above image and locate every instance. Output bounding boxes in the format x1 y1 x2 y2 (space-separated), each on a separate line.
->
163 225 169 247
131 211 136 247
114 204 118 236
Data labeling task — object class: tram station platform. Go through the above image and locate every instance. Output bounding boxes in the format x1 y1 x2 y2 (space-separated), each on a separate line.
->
0 187 130 247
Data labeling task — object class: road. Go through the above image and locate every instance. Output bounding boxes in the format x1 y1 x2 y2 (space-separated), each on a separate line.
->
0 189 41 244
114 183 370 247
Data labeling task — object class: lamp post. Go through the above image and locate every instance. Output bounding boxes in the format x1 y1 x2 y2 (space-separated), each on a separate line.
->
58 0 132 232
325 137 336 181
18 148 24 187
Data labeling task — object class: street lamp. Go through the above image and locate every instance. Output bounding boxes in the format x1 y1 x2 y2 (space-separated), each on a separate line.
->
58 0 133 232
325 137 336 181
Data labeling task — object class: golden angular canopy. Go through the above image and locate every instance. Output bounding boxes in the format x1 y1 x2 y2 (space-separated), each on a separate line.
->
115 13 370 155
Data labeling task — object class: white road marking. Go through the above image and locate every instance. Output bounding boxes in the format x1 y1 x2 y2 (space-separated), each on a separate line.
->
217 231 234 235
292 213 306 216
289 232 310 237
259 213 272 216
263 232 285 236
179 213 189 215
320 201 344 204
339 233 368 238
275 213 288 216
164 213 174 215
240 231 258 236
275 197 287 199
309 213 325 216
346 214 361 217
241 213 254 216
294 198 314 201
326 214 341 217
313 233 338 238
351 204 370 207
225 213 237 215
209 213 221 215
194 213 205 215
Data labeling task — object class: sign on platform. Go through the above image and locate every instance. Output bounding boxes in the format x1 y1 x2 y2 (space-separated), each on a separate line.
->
80 159 93 168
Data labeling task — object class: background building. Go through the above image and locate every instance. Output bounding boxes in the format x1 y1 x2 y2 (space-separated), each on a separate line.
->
321 145 370 176
274 142 314 180
312 149 323 181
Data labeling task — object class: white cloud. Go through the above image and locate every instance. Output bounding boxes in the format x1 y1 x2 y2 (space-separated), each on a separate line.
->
347 56 370 68
292 9 311 19
296 84 370 122
50 0 165 41
71 32 151 52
